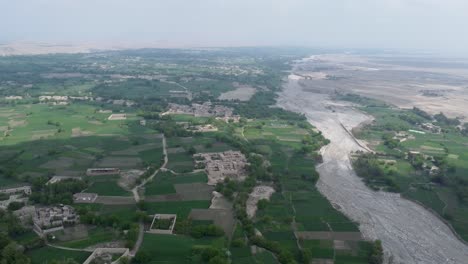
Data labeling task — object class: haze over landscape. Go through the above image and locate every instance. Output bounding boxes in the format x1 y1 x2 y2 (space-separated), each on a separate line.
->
1 1 468 264
1 0 468 53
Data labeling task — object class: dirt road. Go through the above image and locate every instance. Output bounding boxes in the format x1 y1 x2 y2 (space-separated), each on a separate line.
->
277 71 468 263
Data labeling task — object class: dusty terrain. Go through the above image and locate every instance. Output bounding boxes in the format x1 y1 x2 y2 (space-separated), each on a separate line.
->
294 54 468 121
277 57 468 264
218 83 256 101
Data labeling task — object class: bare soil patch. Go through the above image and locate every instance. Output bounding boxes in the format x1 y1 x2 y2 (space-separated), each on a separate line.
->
8 119 27 127
119 169 144 189
174 183 214 200
72 127 94 137
94 196 135 205
166 147 185 154
295 231 363 241
189 208 235 237
40 157 75 169
96 156 142 168
31 129 56 140
246 185 275 219
218 83 256 101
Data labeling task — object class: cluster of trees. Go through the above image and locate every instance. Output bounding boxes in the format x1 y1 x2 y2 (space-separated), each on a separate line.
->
0 210 39 264
454 178 468 205
461 123 468 137
148 117 193 138
29 178 87 205
78 207 137 230
352 154 400 192
368 240 384 264
189 224 224 239
382 133 400 149
192 246 228 264
434 112 460 126
250 235 296 263
412 107 432 120
335 93 388 107
398 113 425 126
0 242 30 264
233 92 307 120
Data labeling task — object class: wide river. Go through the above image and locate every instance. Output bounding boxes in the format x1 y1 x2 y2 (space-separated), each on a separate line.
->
276 63 468 264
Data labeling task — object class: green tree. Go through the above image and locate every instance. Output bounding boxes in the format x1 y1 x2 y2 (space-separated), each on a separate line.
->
1 242 30 264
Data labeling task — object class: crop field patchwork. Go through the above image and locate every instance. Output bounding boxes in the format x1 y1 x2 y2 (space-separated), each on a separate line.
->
27 246 91 264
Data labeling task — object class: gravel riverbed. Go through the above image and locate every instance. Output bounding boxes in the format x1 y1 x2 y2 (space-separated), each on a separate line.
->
277 68 468 264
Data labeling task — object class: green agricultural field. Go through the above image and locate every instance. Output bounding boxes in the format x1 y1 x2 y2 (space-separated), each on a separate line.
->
166 152 195 173
57 227 118 249
145 200 211 219
144 171 207 195
99 204 138 223
139 234 213 264
86 176 131 196
27 246 91 264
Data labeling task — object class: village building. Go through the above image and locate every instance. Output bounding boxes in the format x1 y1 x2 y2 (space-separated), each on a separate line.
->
0 186 32 196
33 205 79 235
73 193 98 203
194 150 248 185
0 194 28 210
46 176 82 185
86 168 120 176
421 123 442 134
164 102 237 120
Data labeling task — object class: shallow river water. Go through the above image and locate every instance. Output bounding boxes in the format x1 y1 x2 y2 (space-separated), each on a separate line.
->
277 73 468 264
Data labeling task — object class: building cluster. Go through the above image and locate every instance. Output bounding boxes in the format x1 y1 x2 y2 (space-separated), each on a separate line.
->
194 150 248 185
33 205 79 234
0 186 32 209
0 186 32 196
46 176 82 185
407 151 440 175
165 102 236 118
420 123 442 134
392 131 415 142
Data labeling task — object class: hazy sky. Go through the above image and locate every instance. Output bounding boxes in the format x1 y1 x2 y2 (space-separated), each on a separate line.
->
2 0 468 53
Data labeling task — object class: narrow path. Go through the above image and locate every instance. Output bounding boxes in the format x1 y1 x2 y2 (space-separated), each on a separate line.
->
46 243 94 253
129 221 145 256
130 134 168 256
240 126 249 142
132 134 168 202
289 193 303 251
